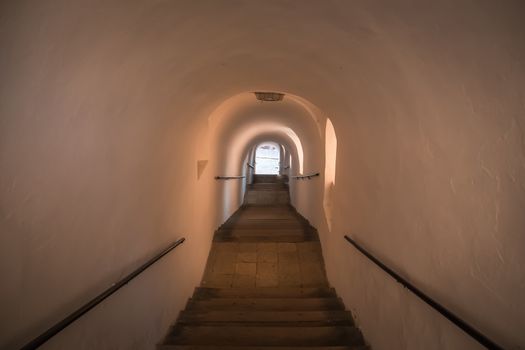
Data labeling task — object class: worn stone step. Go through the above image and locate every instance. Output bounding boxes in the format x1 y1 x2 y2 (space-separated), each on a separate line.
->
230 217 303 224
221 223 306 229
233 217 302 221
247 187 288 192
244 194 290 205
218 227 306 232
218 228 312 234
186 298 345 311
240 206 294 212
217 231 304 236
224 218 304 223
237 215 297 219
160 346 367 350
245 190 288 195
214 235 317 243
252 175 285 183
177 310 354 326
193 287 335 299
220 226 309 232
247 184 288 189
164 326 364 346
215 231 315 239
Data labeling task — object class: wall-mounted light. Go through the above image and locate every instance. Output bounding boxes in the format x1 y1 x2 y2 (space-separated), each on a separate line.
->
254 92 285 102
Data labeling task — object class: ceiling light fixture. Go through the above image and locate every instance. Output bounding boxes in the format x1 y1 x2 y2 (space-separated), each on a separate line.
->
254 92 285 102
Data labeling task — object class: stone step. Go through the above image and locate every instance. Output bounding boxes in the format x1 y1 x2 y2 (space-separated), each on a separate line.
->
186 298 345 311
164 326 364 346
221 219 304 224
213 233 318 243
227 217 303 223
231 220 300 224
248 183 288 187
213 235 317 243
246 189 289 194
247 187 288 191
236 212 296 218
177 310 354 326
217 228 314 235
217 229 313 237
242 204 295 210
252 175 285 183
219 226 307 231
245 189 289 193
159 346 367 350
193 287 335 299
235 213 304 218
221 223 308 230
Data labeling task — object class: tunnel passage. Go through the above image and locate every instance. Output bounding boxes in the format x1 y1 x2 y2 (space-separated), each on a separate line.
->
208 92 324 232
159 175 367 348
2 2 524 349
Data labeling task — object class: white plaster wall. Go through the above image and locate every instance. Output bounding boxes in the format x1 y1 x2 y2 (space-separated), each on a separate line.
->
0 2 217 348
1 1 524 349
317 4 525 349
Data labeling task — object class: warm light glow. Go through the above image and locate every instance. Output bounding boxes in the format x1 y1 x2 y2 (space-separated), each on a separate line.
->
324 118 337 231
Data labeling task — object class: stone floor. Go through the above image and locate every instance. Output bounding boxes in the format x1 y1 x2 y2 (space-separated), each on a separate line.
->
202 240 327 288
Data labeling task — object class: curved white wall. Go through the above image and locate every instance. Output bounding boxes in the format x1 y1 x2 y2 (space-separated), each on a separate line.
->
1 1 524 349
206 93 323 225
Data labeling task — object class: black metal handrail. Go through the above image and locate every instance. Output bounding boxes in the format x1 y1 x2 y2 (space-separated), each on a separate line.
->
214 175 246 180
291 172 320 180
20 237 186 350
343 235 503 350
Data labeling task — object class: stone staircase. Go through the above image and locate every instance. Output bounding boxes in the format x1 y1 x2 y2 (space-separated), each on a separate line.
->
213 205 318 242
159 287 366 349
158 175 368 349
244 174 290 205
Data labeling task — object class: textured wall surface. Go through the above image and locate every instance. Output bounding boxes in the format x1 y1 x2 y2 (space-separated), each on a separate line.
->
1 1 524 349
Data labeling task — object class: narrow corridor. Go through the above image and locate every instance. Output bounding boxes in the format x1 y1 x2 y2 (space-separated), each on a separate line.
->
2 3 524 348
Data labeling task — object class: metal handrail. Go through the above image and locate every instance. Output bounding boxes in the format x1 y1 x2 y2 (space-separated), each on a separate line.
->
214 175 246 180
291 172 320 180
343 235 503 350
20 237 186 350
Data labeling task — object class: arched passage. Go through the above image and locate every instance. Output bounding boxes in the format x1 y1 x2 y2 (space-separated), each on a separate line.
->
205 92 324 227
2 3 524 350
